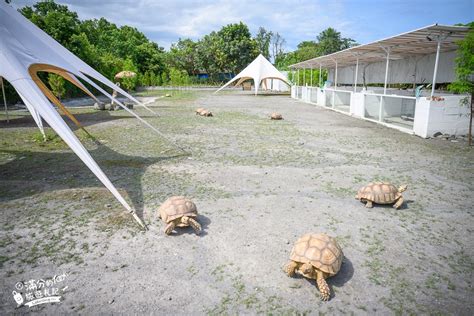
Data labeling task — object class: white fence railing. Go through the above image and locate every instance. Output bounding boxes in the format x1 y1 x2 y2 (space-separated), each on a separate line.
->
323 89 352 112
363 93 416 129
309 87 319 104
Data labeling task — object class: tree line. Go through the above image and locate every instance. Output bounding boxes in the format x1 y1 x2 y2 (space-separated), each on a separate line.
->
2 0 357 100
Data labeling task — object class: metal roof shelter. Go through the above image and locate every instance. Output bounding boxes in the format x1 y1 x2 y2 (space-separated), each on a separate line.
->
290 24 470 96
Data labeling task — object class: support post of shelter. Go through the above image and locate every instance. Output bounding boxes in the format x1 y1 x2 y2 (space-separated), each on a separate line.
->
354 57 359 93
319 64 322 87
431 39 441 97
334 65 337 109
380 47 391 122
383 47 390 94
303 68 306 86
0 77 9 123
310 69 313 86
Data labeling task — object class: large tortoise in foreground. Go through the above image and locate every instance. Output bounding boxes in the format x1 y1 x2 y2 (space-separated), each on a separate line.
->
158 196 201 235
356 182 407 209
285 233 343 301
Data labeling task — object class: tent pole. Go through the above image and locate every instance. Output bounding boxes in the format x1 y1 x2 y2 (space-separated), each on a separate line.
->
0 77 9 123
354 57 359 93
131 211 147 229
431 39 441 97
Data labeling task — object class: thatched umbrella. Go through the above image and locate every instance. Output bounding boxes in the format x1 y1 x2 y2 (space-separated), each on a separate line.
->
114 70 136 80
112 71 136 108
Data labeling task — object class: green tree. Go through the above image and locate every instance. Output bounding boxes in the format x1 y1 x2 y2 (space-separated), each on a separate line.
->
161 72 169 86
169 68 190 86
316 27 357 55
167 38 199 75
448 23 474 145
20 1 80 50
120 58 138 91
295 41 320 61
216 22 259 74
48 74 66 100
275 27 356 71
20 0 167 95
69 32 101 70
271 32 286 63
255 27 273 59
195 32 222 78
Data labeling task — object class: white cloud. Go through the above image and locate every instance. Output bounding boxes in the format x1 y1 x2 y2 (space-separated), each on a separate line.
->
12 0 356 50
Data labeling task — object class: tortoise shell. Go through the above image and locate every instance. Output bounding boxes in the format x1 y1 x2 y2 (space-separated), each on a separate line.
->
357 182 401 204
290 233 343 276
158 196 198 223
200 110 213 117
270 112 283 120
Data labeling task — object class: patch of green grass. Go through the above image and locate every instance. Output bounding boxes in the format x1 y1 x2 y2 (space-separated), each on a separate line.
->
206 263 309 315
0 255 10 268
187 265 198 278
321 181 354 198
0 236 14 248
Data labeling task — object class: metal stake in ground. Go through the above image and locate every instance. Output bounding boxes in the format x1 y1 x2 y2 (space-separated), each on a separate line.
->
1 76 9 123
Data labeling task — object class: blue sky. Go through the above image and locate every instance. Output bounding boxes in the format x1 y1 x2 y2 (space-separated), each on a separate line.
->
12 0 474 51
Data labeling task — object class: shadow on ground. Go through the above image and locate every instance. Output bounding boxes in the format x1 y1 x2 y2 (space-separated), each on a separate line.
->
0 144 187 222
0 109 159 130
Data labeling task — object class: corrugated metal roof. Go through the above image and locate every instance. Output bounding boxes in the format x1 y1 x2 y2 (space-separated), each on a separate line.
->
290 24 470 69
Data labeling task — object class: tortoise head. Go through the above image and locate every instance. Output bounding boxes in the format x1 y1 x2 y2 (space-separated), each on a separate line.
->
398 185 408 193
299 263 315 278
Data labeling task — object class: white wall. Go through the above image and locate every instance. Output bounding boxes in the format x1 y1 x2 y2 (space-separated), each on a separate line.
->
350 93 365 117
264 78 290 92
292 86 471 138
414 96 471 138
328 50 457 85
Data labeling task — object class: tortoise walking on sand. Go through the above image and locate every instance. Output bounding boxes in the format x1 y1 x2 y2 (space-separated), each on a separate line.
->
158 196 202 235
200 110 213 117
270 112 283 120
195 108 205 115
356 182 407 209
285 233 343 301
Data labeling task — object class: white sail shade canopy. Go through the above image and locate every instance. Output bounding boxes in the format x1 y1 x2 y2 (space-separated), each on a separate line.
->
0 2 169 228
216 54 291 95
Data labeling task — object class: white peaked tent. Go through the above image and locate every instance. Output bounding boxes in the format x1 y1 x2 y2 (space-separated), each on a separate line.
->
215 54 291 95
0 2 168 228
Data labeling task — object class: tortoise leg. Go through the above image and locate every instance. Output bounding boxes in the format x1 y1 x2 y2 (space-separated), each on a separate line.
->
365 200 373 208
185 217 202 235
316 270 330 301
284 261 298 277
393 196 404 209
164 220 178 235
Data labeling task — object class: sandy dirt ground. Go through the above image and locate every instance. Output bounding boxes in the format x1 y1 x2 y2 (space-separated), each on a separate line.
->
0 90 473 315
